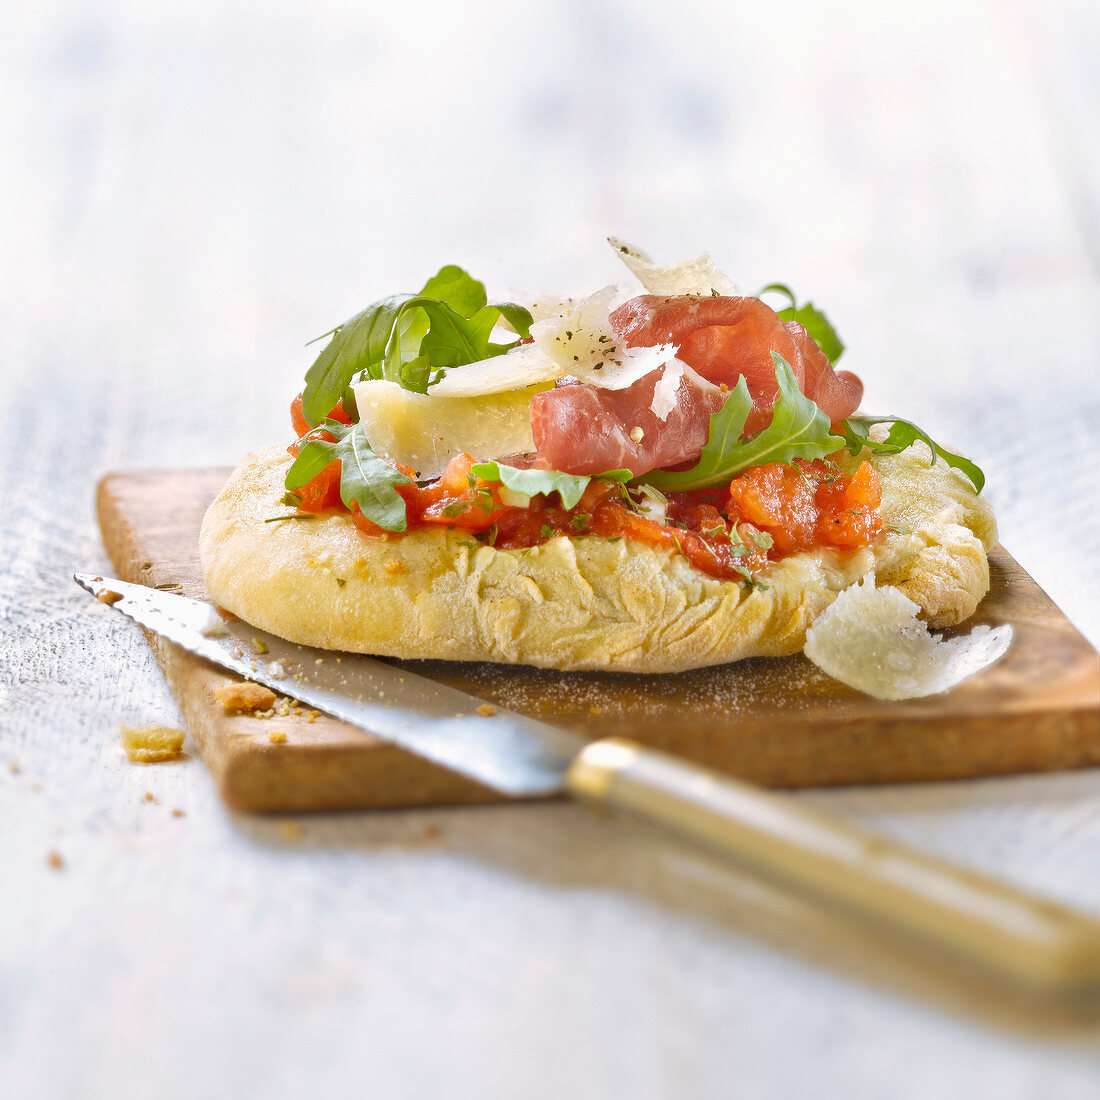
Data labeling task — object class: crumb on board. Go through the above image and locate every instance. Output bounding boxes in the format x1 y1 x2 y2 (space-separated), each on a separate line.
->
9 760 20 775
476 703 497 717
97 589 123 605
423 824 441 841
268 730 288 744
143 791 158 804
278 821 304 841
119 724 185 763
46 851 65 871
214 682 277 714
171 808 186 818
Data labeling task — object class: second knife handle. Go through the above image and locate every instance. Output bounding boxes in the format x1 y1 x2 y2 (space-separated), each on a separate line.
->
565 737 1100 997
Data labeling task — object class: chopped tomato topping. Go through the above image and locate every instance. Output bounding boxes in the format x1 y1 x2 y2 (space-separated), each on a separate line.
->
283 397 882 580
726 459 882 554
290 393 353 438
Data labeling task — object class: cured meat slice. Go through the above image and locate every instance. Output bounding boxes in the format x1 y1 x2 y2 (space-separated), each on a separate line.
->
610 295 862 434
530 364 724 477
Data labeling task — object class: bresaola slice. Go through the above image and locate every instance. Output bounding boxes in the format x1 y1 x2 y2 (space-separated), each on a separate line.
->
530 363 724 477
610 294 863 435
530 292 865 477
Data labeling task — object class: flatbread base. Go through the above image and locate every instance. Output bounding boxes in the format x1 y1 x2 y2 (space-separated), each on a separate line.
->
199 443 996 673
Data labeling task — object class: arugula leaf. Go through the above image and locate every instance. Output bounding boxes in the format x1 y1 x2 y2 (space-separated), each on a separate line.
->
837 416 985 492
471 461 632 511
419 264 489 316
644 354 845 491
758 283 844 364
284 419 412 531
301 266 534 425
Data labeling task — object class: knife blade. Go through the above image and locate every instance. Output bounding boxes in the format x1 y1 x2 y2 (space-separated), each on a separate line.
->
73 572 582 796
76 572 1100 999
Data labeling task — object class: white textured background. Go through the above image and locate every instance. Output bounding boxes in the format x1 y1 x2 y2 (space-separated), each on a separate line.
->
2 1 1099 1097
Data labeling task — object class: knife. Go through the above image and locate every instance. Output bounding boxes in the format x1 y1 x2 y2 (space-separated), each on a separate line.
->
76 571 1100 999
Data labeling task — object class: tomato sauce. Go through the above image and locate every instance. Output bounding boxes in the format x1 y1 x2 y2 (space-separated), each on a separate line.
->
286 397 882 584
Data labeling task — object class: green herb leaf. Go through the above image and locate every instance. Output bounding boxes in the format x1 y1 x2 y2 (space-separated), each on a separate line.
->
645 354 845 491
758 283 844 364
471 461 632 511
837 416 985 492
301 266 534 425
284 420 412 531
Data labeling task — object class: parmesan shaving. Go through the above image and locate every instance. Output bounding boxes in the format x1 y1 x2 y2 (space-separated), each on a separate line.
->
427 342 561 398
530 285 677 391
650 360 684 421
353 379 539 479
804 575 1013 701
609 237 737 296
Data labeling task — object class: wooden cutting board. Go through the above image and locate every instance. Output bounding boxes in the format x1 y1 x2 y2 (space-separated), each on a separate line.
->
96 468 1100 812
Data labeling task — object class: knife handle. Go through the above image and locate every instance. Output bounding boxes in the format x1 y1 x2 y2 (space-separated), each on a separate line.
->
566 737 1100 997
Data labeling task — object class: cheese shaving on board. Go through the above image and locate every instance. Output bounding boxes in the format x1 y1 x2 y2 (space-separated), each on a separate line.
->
609 237 738 296
803 575 1013 700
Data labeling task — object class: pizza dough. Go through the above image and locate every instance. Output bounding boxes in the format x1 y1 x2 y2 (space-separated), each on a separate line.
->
199 440 996 673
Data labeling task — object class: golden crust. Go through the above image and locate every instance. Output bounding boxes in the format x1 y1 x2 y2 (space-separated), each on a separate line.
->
199 443 996 673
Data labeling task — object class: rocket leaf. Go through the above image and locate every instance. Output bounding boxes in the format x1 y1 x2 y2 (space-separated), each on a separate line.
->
285 419 412 531
836 416 985 492
470 461 632 511
644 353 845 491
301 266 534 425
758 283 845 364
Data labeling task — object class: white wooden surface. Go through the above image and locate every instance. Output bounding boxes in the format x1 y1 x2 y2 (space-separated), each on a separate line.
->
3 1 1100 1097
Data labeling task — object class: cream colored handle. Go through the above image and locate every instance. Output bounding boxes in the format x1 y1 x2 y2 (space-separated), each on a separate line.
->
566 738 1100 996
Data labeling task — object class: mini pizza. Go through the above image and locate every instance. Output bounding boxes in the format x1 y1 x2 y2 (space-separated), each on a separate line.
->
200 243 996 674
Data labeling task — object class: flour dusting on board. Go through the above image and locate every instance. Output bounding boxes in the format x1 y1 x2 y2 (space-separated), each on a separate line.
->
459 654 835 720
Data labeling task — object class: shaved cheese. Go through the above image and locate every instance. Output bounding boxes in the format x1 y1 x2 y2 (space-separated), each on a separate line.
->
427 342 560 398
804 575 1013 701
649 361 683 421
433 285 678 398
649 360 721 422
527 295 580 322
531 285 677 391
609 237 737 296
353 379 538 480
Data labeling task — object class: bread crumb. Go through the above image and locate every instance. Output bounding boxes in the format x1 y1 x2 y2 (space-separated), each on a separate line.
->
46 851 65 871
268 730 288 744
384 560 408 575
171 808 186 818
8 760 20 775
278 821 304 840
97 589 123 605
214 682 277 714
423 824 441 841
119 724 185 763
251 637 269 654
307 711 318 724
476 703 497 717
143 791 158 803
